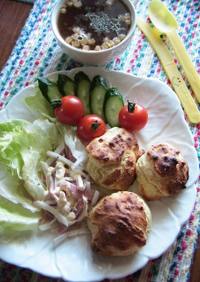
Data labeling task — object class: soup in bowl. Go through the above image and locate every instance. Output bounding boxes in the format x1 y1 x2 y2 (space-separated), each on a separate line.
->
51 0 136 65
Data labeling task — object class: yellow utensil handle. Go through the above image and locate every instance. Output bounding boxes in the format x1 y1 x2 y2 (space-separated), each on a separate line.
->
168 31 200 103
164 64 200 123
136 18 200 124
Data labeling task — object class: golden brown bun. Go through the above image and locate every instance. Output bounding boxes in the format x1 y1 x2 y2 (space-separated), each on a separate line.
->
86 127 142 191
88 191 151 256
136 143 189 200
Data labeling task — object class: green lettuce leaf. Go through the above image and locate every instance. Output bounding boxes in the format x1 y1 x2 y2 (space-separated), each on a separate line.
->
0 165 38 212
0 118 65 236
0 196 40 236
0 120 30 176
25 118 61 156
22 150 47 200
0 119 62 201
0 119 61 175
24 87 53 118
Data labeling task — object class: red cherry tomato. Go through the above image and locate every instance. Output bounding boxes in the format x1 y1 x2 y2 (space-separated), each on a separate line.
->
54 96 84 125
119 101 148 131
77 114 106 141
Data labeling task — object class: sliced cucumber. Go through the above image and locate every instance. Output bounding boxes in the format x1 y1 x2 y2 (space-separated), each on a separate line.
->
74 71 91 114
37 78 61 109
104 88 124 127
57 74 75 96
90 75 108 118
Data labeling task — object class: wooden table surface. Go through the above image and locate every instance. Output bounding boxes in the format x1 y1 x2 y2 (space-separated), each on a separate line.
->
0 1 199 282
0 0 32 70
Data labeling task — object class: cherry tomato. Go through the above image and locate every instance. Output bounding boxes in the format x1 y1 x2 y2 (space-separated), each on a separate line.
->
77 114 106 141
54 96 84 125
119 101 148 131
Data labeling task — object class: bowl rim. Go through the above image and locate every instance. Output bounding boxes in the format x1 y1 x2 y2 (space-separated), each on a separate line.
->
51 0 136 55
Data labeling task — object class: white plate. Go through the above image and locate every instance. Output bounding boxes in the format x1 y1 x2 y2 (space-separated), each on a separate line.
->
0 67 198 281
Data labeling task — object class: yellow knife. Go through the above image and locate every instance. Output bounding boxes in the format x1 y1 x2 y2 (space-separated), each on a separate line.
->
136 17 200 124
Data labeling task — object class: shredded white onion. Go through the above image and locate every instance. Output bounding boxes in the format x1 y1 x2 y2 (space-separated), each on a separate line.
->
47 174 55 193
75 174 85 191
40 161 49 174
64 133 87 169
55 162 66 179
56 179 72 187
46 142 65 165
45 199 57 205
69 168 88 178
48 192 59 204
91 190 100 206
37 131 99 239
46 151 74 167
34 201 70 227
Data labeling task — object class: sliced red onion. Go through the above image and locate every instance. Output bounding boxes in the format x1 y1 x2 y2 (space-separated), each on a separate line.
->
75 196 88 223
64 145 76 162
66 182 80 199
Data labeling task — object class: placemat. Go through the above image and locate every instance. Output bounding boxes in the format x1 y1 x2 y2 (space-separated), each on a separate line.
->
0 0 199 281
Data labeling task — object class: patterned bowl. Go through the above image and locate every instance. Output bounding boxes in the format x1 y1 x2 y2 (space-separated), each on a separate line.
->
51 0 136 65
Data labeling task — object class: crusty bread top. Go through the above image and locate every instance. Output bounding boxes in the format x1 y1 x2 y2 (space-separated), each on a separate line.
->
88 191 151 255
86 127 140 164
147 143 189 193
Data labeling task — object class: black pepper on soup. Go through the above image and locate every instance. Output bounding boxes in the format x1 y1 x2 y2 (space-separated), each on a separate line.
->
58 0 131 51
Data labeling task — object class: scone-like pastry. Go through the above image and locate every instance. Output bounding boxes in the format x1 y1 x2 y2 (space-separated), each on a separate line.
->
136 143 189 200
88 191 151 256
86 127 142 191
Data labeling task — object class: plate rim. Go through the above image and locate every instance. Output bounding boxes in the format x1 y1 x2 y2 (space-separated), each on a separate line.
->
0 66 198 281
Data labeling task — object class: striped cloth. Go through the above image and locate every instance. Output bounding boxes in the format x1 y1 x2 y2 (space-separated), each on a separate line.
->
0 0 199 281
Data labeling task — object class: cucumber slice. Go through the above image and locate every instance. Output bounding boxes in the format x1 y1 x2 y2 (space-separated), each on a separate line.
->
57 74 75 96
74 71 91 114
37 78 61 109
104 88 124 127
90 75 108 118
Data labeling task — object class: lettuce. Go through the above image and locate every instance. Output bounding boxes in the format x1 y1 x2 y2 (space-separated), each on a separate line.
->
22 150 47 200
0 119 62 201
0 196 40 236
0 165 38 212
0 119 60 174
24 87 53 118
25 118 61 156
0 120 30 176
0 117 66 235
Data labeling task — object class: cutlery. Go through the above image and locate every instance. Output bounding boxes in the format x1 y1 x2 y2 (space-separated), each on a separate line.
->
136 17 200 124
148 0 200 103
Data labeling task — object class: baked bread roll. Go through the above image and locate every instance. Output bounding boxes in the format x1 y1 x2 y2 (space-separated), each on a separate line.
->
86 127 142 191
88 191 151 256
136 143 189 200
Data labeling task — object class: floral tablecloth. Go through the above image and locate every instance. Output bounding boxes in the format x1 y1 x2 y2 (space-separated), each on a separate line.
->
0 0 199 281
